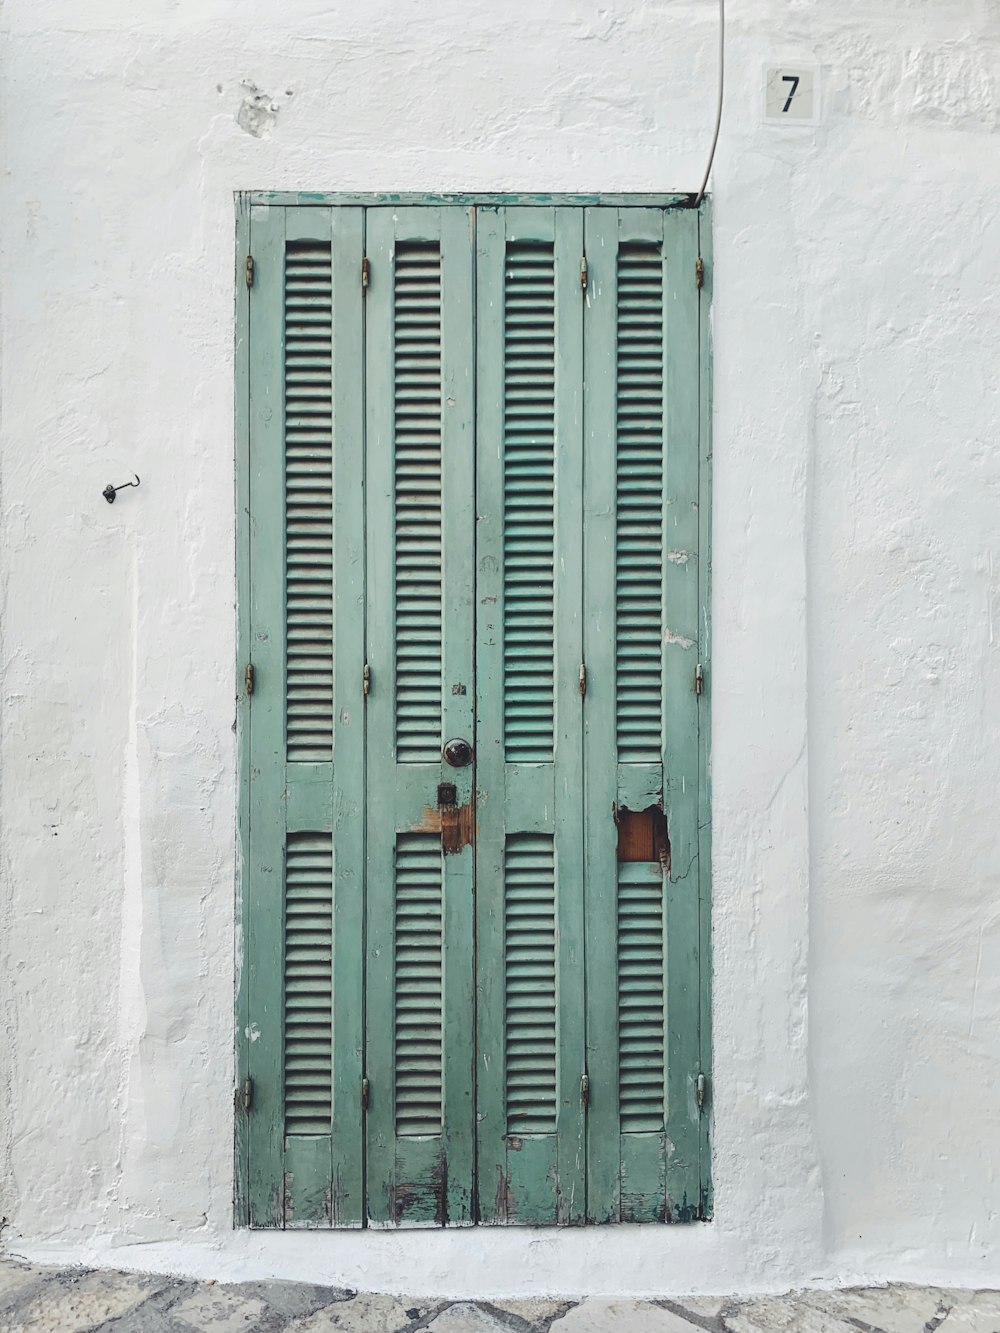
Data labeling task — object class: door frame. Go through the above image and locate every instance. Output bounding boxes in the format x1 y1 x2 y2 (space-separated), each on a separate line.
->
234 192 713 1226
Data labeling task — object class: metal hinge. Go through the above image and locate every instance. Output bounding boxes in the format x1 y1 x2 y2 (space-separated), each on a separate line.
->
580 255 588 291
362 256 370 292
362 662 371 696
236 1076 253 1114
580 1073 590 1107
244 662 255 696
245 255 255 289
361 1077 370 1110
695 256 704 289
578 662 587 696
695 1072 707 1110
695 662 704 696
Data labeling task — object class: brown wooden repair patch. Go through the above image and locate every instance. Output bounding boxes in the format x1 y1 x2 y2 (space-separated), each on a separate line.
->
412 805 443 834
616 805 670 868
412 802 475 855
441 800 474 855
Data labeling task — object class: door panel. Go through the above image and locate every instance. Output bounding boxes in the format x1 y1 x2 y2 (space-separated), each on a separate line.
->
582 207 702 1222
246 205 366 1227
248 207 336 1228
475 207 586 1224
363 207 477 1225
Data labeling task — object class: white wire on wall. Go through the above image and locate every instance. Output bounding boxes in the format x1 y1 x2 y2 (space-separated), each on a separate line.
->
695 0 725 206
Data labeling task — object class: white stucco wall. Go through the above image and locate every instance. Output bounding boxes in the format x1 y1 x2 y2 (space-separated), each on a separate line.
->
1 0 998 1299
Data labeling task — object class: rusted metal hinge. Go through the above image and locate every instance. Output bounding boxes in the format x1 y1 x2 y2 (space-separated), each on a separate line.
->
695 662 704 696
244 662 255 696
236 1076 253 1114
695 256 704 289
362 662 371 697
361 1077 370 1111
580 255 588 291
580 1073 590 1107
245 255 255 289
362 256 370 292
695 1072 708 1110
578 662 587 697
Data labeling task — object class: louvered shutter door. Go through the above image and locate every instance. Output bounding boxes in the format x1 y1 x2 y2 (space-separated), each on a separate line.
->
246 206 365 1226
364 207 477 1226
243 200 708 1229
582 207 703 1222
475 207 587 1224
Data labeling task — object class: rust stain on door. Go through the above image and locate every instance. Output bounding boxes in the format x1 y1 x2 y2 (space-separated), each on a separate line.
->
411 802 475 855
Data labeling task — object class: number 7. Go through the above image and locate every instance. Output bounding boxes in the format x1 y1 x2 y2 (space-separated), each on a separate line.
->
781 75 800 113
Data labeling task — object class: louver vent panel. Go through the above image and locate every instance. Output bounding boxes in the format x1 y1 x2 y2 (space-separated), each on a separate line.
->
285 241 334 763
504 833 557 1133
618 865 665 1132
503 244 556 763
394 834 444 1137
394 244 444 763
284 832 333 1135
615 244 665 764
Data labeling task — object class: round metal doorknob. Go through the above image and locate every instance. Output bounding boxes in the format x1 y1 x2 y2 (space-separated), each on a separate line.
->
442 737 474 768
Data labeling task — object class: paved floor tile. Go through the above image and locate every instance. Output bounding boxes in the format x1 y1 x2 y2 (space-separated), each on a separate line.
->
108 1303 193 1333
489 1298 573 1330
952 1289 1000 1311
285 1292 422 1332
0 1266 51 1305
659 1295 729 1327
166 1283 268 1332
550 1300 704 1331
722 1298 860 1333
226 1280 353 1318
938 1289 1000 1330
797 1285 950 1333
0 1269 167 1333
427 1302 519 1332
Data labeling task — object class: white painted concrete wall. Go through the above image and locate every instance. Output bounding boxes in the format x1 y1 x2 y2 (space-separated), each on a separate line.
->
1 0 998 1299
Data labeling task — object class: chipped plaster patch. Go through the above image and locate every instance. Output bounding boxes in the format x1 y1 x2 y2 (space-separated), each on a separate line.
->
236 81 279 138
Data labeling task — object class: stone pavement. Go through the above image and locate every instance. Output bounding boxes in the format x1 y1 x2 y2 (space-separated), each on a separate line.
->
1 1260 999 1333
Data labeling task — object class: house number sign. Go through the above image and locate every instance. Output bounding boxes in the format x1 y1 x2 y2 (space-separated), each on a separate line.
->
764 65 819 123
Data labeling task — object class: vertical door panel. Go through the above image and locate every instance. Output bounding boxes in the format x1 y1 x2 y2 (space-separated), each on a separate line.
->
364 207 476 1226
328 206 367 1224
247 205 366 1227
583 207 703 1223
476 207 587 1224
659 206 705 1221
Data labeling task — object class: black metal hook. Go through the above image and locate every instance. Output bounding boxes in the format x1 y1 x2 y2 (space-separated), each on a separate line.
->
103 474 140 504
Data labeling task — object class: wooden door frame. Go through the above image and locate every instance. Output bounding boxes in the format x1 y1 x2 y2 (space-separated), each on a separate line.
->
234 192 712 1227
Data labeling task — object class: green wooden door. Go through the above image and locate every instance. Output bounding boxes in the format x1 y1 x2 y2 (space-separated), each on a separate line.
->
240 198 709 1230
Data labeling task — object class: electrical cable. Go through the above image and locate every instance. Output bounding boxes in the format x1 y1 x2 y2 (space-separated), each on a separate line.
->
694 0 725 206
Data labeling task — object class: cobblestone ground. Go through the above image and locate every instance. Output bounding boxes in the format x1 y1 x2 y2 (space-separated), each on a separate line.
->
1 1260 998 1333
